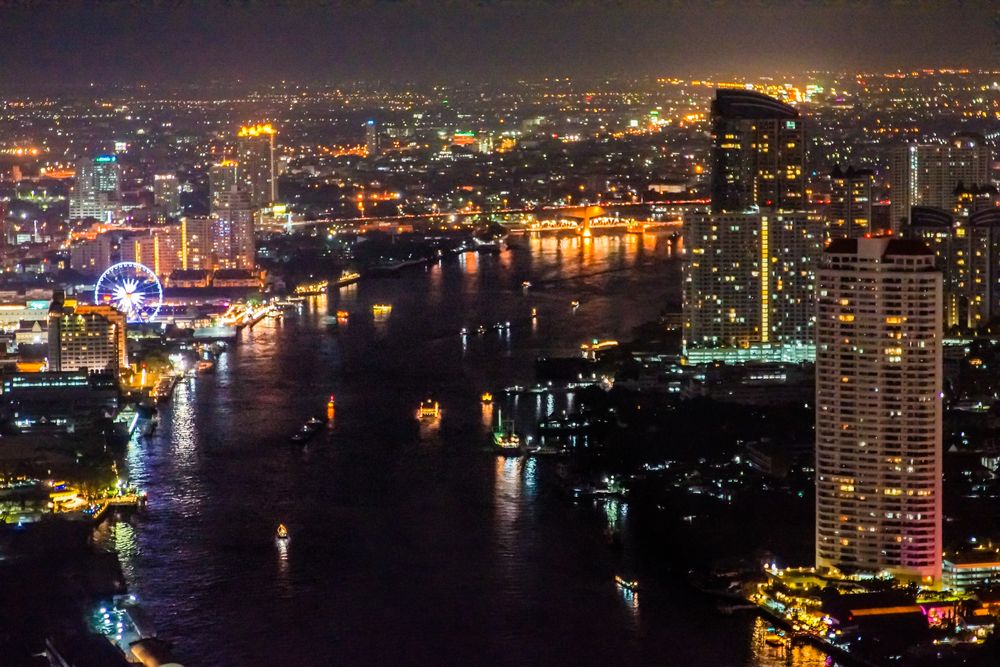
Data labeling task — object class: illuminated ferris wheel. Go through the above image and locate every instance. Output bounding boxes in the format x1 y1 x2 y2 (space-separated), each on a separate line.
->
94 261 163 323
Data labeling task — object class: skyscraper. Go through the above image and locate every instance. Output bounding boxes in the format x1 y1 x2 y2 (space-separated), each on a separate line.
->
906 206 1000 331
70 155 122 222
815 236 942 584
828 166 874 239
710 89 805 213
180 216 215 271
214 189 255 269
682 209 821 363
209 161 239 214
365 119 380 157
153 172 181 217
969 208 1000 329
236 124 277 207
889 134 991 231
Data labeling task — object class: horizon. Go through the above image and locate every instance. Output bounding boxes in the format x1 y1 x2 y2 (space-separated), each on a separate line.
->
1 0 997 87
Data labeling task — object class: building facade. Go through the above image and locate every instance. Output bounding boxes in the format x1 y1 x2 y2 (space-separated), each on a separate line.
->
236 124 277 207
828 166 875 239
153 172 181 217
213 189 255 269
69 155 121 222
69 235 113 276
682 209 821 363
180 216 215 271
121 226 184 279
365 119 379 157
710 89 805 214
48 298 127 375
905 206 1000 331
209 161 239 214
815 237 942 584
889 134 991 231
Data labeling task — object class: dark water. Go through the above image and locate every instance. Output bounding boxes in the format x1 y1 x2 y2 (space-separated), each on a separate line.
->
97 233 837 666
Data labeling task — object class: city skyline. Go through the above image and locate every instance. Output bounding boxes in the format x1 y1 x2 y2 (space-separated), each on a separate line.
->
7 3 1000 665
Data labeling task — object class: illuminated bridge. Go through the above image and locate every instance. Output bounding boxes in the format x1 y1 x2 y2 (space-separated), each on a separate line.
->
286 198 709 232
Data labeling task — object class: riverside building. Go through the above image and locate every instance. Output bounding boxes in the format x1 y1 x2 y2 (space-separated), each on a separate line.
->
814 236 942 585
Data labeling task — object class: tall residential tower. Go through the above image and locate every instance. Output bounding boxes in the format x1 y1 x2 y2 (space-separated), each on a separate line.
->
889 134 991 231
710 89 805 213
682 209 822 363
70 155 122 222
815 236 942 584
236 124 277 207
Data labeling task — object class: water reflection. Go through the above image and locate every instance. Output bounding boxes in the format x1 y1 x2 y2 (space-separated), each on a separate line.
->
169 381 197 480
748 617 841 667
276 536 289 574
480 401 493 431
96 231 834 666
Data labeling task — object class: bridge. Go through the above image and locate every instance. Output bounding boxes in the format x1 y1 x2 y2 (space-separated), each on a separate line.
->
286 197 708 232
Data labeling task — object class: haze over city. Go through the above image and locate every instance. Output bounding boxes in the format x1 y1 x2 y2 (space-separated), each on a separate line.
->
2 1 999 85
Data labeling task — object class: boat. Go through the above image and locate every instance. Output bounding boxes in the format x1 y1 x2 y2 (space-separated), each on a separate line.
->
481 392 493 404
336 310 350 320
522 281 532 289
289 418 324 443
493 429 520 454
372 304 392 318
276 523 289 540
417 399 440 420
335 270 361 287
293 280 328 296
570 300 580 309
764 627 788 647
530 307 537 318
196 359 216 374
615 575 639 591
492 408 521 455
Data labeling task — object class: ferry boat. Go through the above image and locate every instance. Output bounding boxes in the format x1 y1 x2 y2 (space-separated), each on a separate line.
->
336 270 361 287
481 392 493 405
417 399 440 420
294 280 328 296
372 304 392 318
276 523 289 540
614 575 639 591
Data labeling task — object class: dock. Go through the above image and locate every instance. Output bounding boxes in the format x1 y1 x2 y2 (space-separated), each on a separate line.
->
88 494 146 524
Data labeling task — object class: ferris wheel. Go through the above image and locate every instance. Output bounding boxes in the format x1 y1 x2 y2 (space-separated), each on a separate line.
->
94 261 163 323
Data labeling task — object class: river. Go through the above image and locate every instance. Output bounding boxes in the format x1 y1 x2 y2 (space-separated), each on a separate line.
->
96 232 839 666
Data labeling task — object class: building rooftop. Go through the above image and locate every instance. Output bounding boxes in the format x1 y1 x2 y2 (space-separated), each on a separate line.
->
825 236 932 257
712 89 798 120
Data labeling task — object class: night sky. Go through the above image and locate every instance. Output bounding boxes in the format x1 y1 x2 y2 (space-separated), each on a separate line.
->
1 0 997 86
